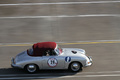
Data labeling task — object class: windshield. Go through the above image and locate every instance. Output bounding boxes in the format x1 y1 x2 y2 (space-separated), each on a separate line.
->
55 45 62 55
27 48 33 56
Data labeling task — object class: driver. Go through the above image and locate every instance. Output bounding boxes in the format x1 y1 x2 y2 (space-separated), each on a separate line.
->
45 50 50 56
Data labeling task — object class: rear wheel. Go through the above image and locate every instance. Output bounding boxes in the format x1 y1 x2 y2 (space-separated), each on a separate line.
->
69 62 82 72
25 64 38 73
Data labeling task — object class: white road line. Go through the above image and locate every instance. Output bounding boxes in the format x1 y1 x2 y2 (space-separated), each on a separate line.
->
78 71 120 74
59 74 120 78
0 14 120 19
1 74 120 79
59 39 120 43
0 1 120 6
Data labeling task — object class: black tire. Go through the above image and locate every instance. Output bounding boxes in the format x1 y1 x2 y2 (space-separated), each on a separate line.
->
69 62 82 72
25 64 38 73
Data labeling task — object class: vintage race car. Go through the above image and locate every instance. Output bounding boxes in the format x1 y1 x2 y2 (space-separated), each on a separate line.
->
11 42 92 73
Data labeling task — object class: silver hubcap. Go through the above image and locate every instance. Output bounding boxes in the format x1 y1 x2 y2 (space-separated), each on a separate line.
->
71 63 80 71
27 64 36 73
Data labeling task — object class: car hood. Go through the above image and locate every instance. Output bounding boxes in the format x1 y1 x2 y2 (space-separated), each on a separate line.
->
15 51 29 62
62 48 86 56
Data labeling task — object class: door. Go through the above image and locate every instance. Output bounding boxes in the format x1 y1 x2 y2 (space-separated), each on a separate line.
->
42 56 65 69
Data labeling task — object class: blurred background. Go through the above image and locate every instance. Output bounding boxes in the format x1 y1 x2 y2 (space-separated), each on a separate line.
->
0 0 120 79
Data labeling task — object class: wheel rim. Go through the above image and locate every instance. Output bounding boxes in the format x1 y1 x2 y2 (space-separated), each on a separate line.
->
27 64 36 73
71 62 80 72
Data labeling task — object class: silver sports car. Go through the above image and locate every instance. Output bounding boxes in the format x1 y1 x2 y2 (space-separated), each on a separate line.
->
11 42 92 73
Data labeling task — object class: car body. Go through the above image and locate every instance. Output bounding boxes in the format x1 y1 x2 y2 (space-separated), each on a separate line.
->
11 42 92 73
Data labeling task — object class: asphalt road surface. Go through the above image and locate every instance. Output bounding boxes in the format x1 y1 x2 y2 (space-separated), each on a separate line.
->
0 0 120 80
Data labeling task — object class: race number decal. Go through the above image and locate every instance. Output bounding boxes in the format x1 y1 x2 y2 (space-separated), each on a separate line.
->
47 58 58 67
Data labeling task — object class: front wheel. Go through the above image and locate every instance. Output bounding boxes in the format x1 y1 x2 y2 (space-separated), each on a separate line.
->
25 64 38 73
69 62 82 72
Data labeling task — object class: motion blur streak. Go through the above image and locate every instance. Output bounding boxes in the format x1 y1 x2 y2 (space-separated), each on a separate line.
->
0 0 120 80
0 14 120 19
0 1 120 6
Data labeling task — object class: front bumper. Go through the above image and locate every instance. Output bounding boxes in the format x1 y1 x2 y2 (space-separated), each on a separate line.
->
11 58 22 69
85 56 93 67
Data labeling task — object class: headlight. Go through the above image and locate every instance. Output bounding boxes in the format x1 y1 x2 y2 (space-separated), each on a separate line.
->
87 62 90 64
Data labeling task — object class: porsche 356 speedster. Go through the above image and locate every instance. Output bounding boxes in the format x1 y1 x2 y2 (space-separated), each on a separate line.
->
11 42 92 73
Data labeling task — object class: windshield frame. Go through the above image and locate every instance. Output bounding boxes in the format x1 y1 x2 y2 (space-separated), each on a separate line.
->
54 45 62 55
27 48 34 56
